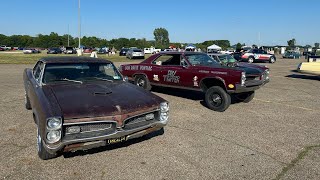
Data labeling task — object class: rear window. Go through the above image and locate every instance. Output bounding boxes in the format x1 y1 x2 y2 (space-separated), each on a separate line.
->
133 49 142 52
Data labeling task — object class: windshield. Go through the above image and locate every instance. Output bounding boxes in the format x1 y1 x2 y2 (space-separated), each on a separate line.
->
43 63 122 84
186 54 220 66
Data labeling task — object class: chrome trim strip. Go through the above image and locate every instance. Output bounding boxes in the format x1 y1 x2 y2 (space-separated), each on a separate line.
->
63 120 115 126
122 109 160 127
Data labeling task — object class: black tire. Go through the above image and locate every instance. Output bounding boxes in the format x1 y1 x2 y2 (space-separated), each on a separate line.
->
248 57 254 63
25 93 32 110
235 91 255 103
134 75 151 91
269 56 276 63
205 86 231 112
37 128 58 160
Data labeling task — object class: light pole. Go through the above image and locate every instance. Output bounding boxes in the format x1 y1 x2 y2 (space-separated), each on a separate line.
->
67 24 70 47
78 0 81 49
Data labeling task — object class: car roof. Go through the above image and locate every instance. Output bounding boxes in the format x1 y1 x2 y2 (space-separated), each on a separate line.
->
40 56 112 64
157 51 206 55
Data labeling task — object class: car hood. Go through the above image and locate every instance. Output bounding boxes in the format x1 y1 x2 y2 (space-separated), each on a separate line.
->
44 81 163 120
233 63 265 75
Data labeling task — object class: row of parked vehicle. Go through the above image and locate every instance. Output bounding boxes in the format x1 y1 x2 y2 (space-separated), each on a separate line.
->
24 50 270 159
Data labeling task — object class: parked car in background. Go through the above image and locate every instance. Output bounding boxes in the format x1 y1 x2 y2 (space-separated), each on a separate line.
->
241 49 276 63
83 48 94 53
119 48 129 56
0 47 4 51
23 56 169 159
23 48 41 54
120 52 269 112
297 61 320 76
97 47 109 54
64 47 76 54
126 48 145 59
283 51 300 59
0 45 11 50
47 48 62 54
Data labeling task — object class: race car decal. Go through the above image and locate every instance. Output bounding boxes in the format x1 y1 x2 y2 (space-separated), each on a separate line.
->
163 70 180 83
153 74 159 81
193 76 199 87
124 65 152 71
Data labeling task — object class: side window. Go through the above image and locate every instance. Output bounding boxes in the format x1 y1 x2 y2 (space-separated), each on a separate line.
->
152 55 174 65
33 62 44 83
180 56 188 66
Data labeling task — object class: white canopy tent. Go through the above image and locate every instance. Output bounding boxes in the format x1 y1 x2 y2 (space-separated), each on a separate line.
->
207 44 222 53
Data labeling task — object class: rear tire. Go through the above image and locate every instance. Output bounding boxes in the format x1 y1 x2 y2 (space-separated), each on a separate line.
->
235 91 255 103
248 57 254 63
205 86 231 112
134 75 151 91
269 56 276 63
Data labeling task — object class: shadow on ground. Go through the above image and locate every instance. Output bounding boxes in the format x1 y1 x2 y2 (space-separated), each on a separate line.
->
286 74 320 81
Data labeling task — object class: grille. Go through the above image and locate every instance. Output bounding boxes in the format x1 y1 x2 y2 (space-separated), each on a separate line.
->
123 112 158 130
63 122 116 141
246 76 260 81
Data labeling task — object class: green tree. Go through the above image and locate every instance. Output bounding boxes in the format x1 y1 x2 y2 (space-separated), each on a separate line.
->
153 27 169 49
314 43 319 49
287 38 296 48
236 43 242 50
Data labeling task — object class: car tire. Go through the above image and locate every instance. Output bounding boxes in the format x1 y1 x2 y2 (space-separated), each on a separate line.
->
134 75 151 91
269 56 276 63
25 92 32 110
235 91 255 103
248 57 254 63
37 127 58 160
205 86 231 112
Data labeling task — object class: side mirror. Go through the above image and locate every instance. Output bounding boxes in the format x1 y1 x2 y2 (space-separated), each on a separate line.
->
123 76 129 82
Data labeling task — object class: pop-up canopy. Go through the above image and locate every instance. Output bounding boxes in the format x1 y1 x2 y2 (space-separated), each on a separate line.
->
207 44 222 51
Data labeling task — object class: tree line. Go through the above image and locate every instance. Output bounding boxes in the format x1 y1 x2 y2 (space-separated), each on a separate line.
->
0 30 231 51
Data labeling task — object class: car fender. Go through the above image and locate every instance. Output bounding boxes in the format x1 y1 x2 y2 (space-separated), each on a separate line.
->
199 77 227 91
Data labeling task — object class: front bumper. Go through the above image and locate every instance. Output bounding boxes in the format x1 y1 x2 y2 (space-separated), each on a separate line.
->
228 79 269 93
43 120 167 154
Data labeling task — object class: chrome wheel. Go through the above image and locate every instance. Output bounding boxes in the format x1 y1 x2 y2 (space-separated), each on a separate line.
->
136 78 145 87
270 57 275 63
209 94 222 107
248 57 254 63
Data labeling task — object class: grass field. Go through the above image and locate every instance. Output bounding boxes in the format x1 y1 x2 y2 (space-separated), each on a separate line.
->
0 51 151 64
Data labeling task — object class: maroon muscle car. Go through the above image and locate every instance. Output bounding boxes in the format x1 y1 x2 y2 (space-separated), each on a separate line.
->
23 56 169 160
120 52 270 112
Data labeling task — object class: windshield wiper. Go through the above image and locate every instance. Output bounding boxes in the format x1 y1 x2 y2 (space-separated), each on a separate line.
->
58 78 83 84
92 77 113 82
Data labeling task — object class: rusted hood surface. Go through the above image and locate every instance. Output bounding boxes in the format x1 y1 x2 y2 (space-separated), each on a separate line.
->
44 81 163 120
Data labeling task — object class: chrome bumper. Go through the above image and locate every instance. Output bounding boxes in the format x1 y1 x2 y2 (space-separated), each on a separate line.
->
228 80 269 93
43 121 167 154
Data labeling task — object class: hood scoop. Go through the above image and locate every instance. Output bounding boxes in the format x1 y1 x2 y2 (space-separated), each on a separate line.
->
85 84 113 96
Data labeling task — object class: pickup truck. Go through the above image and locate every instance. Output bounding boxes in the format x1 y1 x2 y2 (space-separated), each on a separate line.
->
0 45 11 50
23 56 169 159
120 52 270 112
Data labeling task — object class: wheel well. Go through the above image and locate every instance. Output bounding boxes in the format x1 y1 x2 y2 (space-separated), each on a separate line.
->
200 78 226 92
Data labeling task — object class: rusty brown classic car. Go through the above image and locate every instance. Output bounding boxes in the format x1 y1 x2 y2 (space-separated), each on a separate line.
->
23 57 169 160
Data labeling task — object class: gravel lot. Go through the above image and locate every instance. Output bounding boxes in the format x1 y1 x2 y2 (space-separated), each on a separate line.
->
0 57 319 180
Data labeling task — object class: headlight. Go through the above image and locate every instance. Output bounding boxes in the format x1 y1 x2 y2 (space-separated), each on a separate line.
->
47 117 62 130
241 72 246 86
160 102 169 112
264 70 270 80
46 130 61 143
160 102 169 122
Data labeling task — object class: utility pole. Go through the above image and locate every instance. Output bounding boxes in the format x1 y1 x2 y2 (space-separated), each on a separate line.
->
258 32 261 48
78 0 81 49
67 24 70 47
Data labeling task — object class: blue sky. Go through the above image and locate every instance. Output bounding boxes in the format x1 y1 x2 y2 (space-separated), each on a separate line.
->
1 0 319 46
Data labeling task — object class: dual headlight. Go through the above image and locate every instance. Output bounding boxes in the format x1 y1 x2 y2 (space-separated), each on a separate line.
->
241 72 246 86
46 117 62 143
160 102 169 122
